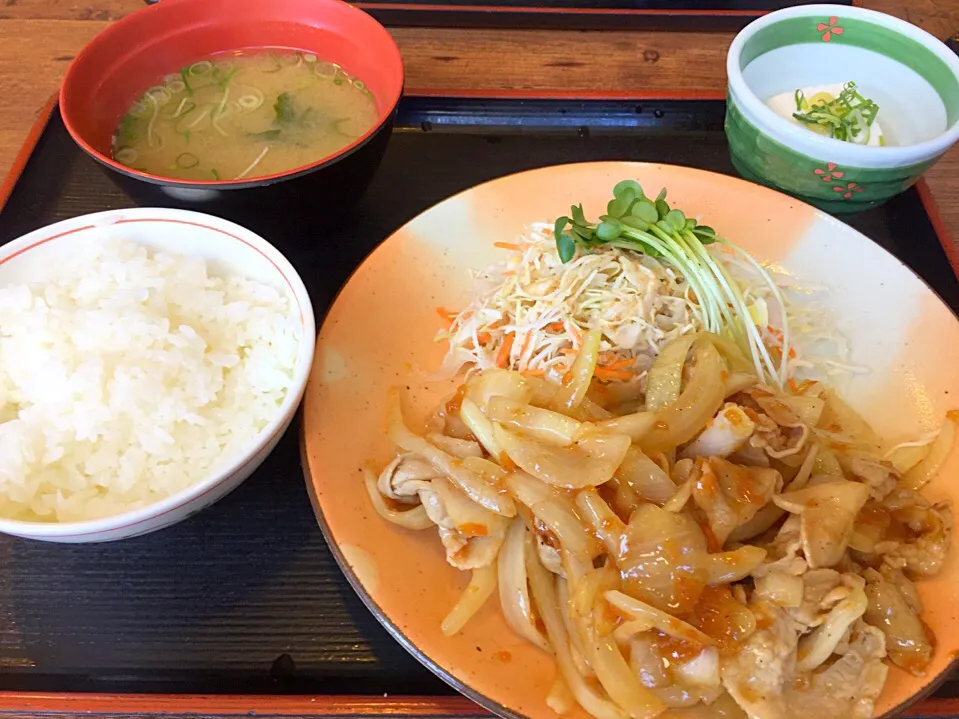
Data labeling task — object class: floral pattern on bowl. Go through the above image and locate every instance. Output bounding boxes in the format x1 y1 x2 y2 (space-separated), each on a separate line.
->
725 4 959 213
725 96 938 213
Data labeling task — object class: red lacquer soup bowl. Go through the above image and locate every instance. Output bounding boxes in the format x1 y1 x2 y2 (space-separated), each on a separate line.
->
60 0 404 230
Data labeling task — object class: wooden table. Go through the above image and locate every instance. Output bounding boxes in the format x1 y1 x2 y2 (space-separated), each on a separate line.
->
0 0 957 239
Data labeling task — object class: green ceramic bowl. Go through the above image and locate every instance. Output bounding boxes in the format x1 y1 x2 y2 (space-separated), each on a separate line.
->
725 4 959 213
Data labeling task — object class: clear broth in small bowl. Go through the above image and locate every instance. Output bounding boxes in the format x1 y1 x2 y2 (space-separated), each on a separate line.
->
111 48 379 182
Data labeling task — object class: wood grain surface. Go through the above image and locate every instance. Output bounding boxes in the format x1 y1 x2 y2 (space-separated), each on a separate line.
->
0 0 956 239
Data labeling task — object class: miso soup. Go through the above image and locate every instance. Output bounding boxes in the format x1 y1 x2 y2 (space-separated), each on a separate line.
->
111 49 379 181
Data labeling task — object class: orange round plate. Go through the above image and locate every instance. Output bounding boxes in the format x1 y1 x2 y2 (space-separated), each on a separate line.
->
302 162 959 719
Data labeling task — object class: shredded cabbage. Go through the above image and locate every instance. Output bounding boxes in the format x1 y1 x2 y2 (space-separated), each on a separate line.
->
436 224 858 389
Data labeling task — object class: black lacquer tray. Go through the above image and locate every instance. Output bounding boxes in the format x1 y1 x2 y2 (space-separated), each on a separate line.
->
0 94 955 719
139 0 856 30
347 0 855 31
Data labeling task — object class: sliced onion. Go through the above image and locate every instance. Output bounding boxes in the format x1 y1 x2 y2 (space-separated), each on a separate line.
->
812 443 845 477
886 443 934 475
495 423 630 489
616 504 708 616
629 634 669 689
818 389 884 453
788 443 819 491
605 475 642 520
638 339 726 454
386 388 516 516
527 543 628 719
592 411 657 442
557 575 594 678
589 625 667 719
549 329 602 414
605 590 715 647
488 395 581 446
498 519 551 652
568 566 618 622
426 433 483 459
614 447 677 505
506 472 598 572
460 397 503 458
662 478 694 513
442 565 497 636
645 333 697 411
547 676 576 715
466 367 532 409
461 456 508 486
362 468 433 530
575 490 626 556
612 619 655 646
526 536 626 719
704 546 767 584
724 372 757 396
902 411 959 491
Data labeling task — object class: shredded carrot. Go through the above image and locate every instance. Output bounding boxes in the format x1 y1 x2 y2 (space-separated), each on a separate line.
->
436 307 458 326
547 322 565 333
518 332 533 363
593 367 635 381
475 320 507 347
522 368 546 377
771 345 797 363
787 378 799 393
603 357 634 371
494 241 522 251
496 332 516 368
765 326 795 358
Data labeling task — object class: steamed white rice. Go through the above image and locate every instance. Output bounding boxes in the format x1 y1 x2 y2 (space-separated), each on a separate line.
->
0 238 300 523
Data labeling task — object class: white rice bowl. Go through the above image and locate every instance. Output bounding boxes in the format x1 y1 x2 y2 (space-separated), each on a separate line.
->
0 209 314 542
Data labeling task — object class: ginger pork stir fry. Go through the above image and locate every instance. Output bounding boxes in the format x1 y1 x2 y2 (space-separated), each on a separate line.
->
366 331 956 719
